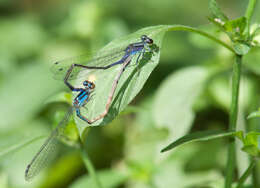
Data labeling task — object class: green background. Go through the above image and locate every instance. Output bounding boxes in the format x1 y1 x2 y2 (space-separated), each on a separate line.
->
0 0 260 187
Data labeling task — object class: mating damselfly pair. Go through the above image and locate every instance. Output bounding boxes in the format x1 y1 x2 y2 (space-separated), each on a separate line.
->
25 35 158 181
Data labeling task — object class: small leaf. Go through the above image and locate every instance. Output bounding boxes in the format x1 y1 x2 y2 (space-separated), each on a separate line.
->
224 17 247 34
161 130 240 152
242 132 260 146
248 109 260 119
209 0 228 21
233 42 250 55
236 131 244 141
236 132 260 157
242 145 260 157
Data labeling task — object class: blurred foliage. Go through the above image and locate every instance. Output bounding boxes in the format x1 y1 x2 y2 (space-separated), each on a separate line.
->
0 0 260 188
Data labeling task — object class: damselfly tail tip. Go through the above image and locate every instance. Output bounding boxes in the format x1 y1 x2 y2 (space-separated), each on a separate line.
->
24 165 32 181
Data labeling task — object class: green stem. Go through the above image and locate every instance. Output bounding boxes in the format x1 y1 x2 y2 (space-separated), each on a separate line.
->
225 55 242 188
167 25 235 53
245 0 256 24
80 141 103 188
252 163 260 188
245 0 258 186
236 160 256 188
245 0 257 35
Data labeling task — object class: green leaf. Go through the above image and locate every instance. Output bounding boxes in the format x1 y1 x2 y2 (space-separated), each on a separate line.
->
69 169 128 188
74 25 167 137
153 66 208 141
242 145 260 157
0 120 52 184
236 132 260 157
209 0 228 21
224 17 247 35
233 42 250 55
0 135 44 159
0 64 60 130
161 130 240 152
242 132 260 146
248 109 260 119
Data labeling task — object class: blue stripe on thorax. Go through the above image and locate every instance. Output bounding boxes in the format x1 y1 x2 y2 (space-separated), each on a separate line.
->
75 90 89 105
78 94 88 104
78 90 86 99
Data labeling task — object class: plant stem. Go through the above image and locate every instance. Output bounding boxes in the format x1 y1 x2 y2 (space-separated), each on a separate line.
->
236 160 256 188
225 55 242 188
252 162 260 188
245 0 257 36
245 1 258 186
245 0 256 24
80 141 103 188
167 25 235 53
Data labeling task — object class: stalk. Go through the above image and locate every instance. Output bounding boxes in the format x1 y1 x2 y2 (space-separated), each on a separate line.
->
225 55 242 188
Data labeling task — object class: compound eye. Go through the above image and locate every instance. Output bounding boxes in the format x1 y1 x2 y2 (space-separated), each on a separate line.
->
141 35 147 41
83 81 88 86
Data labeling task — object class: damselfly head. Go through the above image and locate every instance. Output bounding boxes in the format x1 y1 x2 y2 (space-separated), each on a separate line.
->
141 35 153 45
83 80 95 89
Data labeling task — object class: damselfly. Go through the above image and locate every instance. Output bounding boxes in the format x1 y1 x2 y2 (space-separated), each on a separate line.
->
25 79 95 181
65 55 133 123
51 35 154 81
25 56 132 181
62 35 157 123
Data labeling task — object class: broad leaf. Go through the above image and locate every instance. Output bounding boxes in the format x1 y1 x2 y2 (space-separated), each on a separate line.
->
0 64 60 130
74 26 166 138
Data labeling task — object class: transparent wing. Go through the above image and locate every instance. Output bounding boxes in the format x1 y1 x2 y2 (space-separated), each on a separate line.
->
51 47 126 80
25 107 74 181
